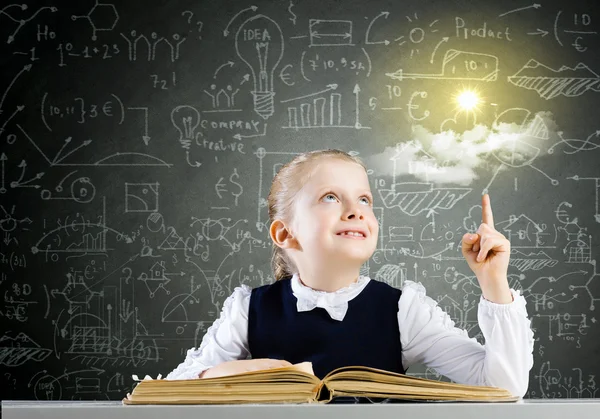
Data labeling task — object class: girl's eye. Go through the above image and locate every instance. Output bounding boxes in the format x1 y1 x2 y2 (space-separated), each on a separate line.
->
322 193 372 205
323 193 337 202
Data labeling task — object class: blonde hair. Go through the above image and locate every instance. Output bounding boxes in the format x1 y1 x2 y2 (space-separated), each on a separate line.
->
267 149 367 281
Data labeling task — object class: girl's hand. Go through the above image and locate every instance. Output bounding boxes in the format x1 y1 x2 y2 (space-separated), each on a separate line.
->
199 358 292 379
461 194 513 304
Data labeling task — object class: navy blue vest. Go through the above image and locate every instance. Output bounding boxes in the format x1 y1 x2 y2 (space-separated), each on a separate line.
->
248 277 405 379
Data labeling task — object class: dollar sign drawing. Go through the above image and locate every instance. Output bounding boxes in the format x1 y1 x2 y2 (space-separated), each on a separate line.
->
229 169 243 206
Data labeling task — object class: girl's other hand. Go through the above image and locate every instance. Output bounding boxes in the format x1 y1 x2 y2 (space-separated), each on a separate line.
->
199 358 292 379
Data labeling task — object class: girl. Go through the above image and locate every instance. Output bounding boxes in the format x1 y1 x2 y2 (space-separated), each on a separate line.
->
166 149 534 398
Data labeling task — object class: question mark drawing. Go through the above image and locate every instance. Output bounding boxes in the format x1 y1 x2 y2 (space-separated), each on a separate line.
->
5 372 16 388
182 10 193 23
196 21 203 39
181 11 203 39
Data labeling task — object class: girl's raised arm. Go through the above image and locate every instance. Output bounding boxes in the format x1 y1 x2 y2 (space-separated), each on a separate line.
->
398 280 534 397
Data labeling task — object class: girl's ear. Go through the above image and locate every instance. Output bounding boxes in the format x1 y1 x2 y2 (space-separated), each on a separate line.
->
270 219 297 248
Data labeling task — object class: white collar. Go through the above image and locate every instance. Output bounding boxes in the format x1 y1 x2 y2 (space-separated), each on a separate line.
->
290 272 371 321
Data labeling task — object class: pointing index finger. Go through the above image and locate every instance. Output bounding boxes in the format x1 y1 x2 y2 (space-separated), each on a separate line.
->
482 193 494 227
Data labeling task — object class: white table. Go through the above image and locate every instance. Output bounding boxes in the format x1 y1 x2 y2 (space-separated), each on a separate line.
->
3 399 600 419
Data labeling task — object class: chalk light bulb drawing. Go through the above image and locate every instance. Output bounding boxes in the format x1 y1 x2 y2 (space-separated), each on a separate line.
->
170 105 201 149
235 14 284 120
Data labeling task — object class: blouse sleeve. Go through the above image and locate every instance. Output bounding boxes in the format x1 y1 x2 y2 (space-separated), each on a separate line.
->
398 280 534 397
165 285 252 380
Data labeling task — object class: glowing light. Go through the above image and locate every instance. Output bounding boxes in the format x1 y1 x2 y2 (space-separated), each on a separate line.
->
456 90 480 111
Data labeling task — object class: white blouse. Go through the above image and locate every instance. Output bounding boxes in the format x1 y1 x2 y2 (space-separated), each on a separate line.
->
165 274 535 397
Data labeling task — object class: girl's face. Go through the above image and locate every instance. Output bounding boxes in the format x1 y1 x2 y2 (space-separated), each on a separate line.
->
290 159 378 267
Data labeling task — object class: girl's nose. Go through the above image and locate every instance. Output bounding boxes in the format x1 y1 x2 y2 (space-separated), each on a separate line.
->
344 207 363 220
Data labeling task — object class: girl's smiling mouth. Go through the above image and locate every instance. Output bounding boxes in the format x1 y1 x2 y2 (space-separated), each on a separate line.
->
336 231 366 239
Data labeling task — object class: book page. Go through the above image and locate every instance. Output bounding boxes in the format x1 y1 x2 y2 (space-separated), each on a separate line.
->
322 366 514 400
124 362 321 405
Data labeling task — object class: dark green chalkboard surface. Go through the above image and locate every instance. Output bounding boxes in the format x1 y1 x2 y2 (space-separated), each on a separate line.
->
1 0 599 400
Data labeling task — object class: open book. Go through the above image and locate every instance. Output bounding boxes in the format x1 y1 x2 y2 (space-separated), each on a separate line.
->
123 362 519 404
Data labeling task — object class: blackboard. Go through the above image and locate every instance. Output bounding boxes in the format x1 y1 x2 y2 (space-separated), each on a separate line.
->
1 0 599 401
